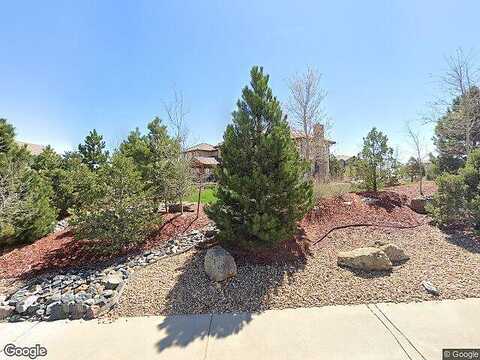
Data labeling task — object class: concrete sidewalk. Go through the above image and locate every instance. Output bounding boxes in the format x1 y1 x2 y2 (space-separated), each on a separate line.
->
1 298 479 360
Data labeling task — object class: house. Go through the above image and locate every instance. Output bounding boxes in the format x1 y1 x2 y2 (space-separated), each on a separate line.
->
16 141 46 155
184 143 220 179
291 123 335 182
185 123 335 181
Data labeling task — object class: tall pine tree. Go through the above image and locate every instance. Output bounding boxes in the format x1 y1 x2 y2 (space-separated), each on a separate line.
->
78 129 109 170
206 67 313 250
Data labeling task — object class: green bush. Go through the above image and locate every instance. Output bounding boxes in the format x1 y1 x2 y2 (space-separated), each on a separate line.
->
1 159 57 246
1 119 57 246
70 153 159 253
427 173 467 226
206 67 313 250
428 149 480 228
353 128 396 191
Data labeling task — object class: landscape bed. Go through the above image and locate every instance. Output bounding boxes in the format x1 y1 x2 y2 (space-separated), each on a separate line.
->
1 181 480 322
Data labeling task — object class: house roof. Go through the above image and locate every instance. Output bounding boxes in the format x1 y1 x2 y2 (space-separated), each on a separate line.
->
16 141 46 155
290 129 336 144
192 156 219 166
335 154 354 162
185 143 217 152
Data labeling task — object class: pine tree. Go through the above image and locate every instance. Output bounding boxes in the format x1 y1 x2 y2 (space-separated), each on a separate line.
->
356 127 394 192
71 152 158 253
206 66 313 250
78 129 109 170
0 119 57 245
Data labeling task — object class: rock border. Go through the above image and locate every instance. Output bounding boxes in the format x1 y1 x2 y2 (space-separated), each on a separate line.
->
0 224 216 322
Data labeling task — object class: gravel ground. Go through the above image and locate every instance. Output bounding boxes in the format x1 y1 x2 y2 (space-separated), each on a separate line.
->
109 224 480 318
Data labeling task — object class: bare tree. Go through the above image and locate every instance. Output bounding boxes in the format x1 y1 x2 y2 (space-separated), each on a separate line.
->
286 67 328 163
429 48 480 155
163 88 190 151
162 88 194 214
406 122 427 196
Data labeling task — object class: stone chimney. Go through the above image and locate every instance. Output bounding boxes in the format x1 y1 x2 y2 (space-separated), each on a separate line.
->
313 123 324 140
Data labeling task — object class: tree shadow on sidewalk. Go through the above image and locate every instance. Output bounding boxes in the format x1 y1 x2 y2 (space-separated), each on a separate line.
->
155 232 310 353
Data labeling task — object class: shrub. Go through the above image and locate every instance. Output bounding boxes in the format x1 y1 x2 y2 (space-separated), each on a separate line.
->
355 128 395 191
206 66 313 250
70 153 159 253
54 156 100 217
428 149 480 228
427 173 467 226
0 158 56 246
0 120 57 246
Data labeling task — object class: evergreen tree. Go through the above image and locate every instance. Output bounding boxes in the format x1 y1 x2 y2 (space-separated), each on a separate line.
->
0 119 56 245
433 86 480 173
356 127 394 192
71 152 158 253
78 129 109 170
206 66 313 250
119 127 150 176
0 119 16 154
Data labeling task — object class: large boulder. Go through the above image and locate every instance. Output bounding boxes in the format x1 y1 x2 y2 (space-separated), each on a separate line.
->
0 305 14 320
337 247 392 271
410 197 432 214
204 246 237 282
102 272 123 290
377 243 409 263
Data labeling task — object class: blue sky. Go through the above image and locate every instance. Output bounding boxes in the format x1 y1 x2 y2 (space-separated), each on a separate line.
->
1 1 479 159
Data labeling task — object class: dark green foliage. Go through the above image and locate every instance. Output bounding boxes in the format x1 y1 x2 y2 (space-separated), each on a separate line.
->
78 129 109 170
120 118 193 209
329 154 345 179
32 146 99 218
428 149 480 228
119 127 150 176
54 156 100 217
0 120 57 246
70 153 159 253
355 128 395 192
404 157 424 182
0 119 17 154
206 66 313 250
433 86 480 173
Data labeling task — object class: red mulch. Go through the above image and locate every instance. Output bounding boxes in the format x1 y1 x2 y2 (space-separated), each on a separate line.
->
0 207 211 280
0 182 438 279
301 183 434 248
385 181 437 200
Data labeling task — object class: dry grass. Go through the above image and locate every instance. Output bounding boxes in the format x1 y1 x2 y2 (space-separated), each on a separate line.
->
314 181 352 200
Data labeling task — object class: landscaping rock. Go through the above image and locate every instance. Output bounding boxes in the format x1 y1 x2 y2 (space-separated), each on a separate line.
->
15 295 38 314
168 203 194 213
337 247 392 271
46 302 69 321
422 280 440 296
374 243 409 263
204 246 237 282
410 197 432 214
69 303 88 320
0 225 211 322
0 305 15 320
84 305 101 320
103 273 123 290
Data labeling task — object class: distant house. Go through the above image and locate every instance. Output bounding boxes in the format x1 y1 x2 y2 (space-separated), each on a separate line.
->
335 154 354 168
185 123 335 182
16 141 46 155
291 123 335 182
184 143 220 179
